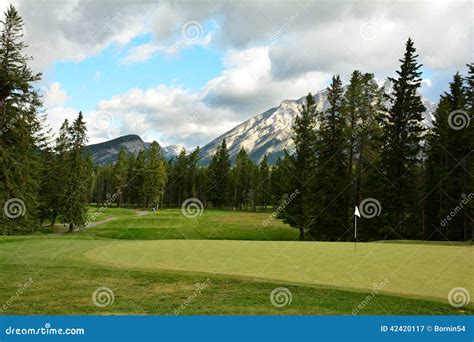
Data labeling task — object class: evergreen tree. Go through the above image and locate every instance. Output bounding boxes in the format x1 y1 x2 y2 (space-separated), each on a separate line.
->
312 75 348 240
207 139 231 207
143 141 167 210
63 112 90 232
234 148 252 209
257 155 271 211
113 149 128 207
281 94 318 240
0 5 43 234
379 38 426 238
426 71 472 240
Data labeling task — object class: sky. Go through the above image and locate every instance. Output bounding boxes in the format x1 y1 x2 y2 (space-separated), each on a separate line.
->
2 0 472 147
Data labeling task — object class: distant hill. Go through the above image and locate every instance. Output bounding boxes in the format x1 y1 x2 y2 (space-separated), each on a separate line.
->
87 134 183 165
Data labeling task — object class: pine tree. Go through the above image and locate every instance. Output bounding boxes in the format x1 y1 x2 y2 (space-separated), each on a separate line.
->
207 139 231 207
312 75 348 240
426 71 472 240
379 38 426 238
63 112 90 232
143 141 167 210
113 150 128 207
0 5 43 234
188 146 201 198
257 155 271 211
281 93 318 240
234 148 252 209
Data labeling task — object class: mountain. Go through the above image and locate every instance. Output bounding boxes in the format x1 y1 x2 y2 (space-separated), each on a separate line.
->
199 80 436 164
87 81 436 166
87 134 183 165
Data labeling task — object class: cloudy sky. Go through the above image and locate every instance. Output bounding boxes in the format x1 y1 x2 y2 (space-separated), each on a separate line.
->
2 0 471 147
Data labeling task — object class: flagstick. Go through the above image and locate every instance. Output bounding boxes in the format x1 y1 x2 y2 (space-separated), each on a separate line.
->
354 214 357 253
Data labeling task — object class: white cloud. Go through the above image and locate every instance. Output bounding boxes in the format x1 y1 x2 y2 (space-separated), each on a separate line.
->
43 82 69 107
85 47 329 146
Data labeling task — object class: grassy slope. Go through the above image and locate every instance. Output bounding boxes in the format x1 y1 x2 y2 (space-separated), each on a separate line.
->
0 208 472 315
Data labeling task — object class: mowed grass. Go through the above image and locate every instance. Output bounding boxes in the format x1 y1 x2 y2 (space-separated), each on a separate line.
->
81 208 299 241
85 239 473 301
0 208 472 315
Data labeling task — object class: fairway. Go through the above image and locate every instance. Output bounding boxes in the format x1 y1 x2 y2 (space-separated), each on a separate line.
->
85 239 473 301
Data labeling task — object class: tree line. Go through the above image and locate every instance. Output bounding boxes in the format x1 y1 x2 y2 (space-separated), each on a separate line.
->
1 6 472 240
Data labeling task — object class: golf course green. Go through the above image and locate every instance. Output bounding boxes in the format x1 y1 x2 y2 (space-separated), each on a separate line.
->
0 207 472 315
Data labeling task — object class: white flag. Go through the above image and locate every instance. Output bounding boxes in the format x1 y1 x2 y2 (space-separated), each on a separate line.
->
354 206 361 218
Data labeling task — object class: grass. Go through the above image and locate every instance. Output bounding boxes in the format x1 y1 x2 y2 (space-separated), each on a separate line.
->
0 207 472 315
80 208 299 241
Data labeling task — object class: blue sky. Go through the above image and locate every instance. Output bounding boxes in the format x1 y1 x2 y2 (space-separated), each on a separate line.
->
44 34 224 112
6 0 469 147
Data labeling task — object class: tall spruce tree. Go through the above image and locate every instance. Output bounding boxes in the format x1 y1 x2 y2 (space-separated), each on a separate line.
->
312 75 348 240
207 139 231 207
379 38 426 238
0 5 43 234
63 112 90 232
143 141 167 210
281 93 318 240
257 155 271 211
426 71 472 240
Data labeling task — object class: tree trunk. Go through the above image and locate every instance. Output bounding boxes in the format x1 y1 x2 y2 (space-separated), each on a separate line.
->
68 223 74 233
299 227 305 241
